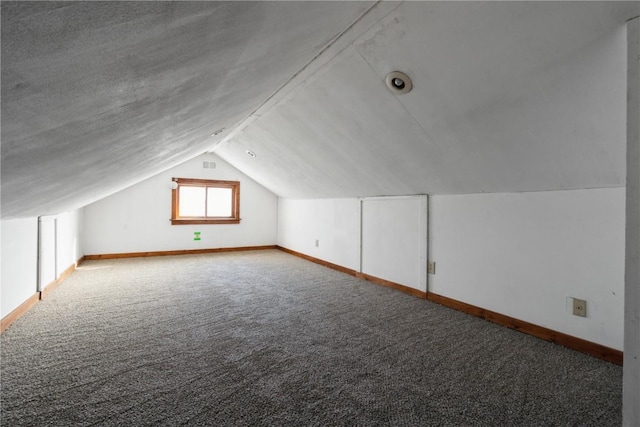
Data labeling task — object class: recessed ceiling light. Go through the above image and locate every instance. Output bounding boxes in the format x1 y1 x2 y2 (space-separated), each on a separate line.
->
385 71 412 94
246 150 256 158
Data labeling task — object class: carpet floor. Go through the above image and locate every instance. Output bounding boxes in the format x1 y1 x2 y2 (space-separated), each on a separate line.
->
1 249 623 426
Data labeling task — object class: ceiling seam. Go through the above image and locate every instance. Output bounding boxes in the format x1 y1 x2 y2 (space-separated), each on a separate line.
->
213 1 403 152
352 43 439 151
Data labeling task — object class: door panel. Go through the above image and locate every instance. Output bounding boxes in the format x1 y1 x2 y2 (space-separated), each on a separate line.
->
39 216 56 291
360 196 428 292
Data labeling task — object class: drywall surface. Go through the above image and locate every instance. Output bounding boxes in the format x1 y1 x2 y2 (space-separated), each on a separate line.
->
1 209 84 316
39 209 84 291
218 3 635 200
278 196 427 290
430 188 625 350
83 154 277 255
277 198 360 271
56 210 83 275
1 217 38 317
1 1 373 218
624 16 640 427
38 215 56 289
361 196 427 292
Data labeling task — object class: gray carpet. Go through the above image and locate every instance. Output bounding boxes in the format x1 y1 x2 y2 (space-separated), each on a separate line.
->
1 249 622 426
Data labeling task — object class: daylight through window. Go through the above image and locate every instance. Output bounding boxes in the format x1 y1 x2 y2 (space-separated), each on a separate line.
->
171 178 240 225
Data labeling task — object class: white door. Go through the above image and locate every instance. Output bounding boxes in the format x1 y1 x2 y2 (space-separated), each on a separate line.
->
38 216 57 292
360 195 428 292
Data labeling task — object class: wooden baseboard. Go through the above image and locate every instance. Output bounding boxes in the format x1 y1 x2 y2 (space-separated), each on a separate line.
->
355 272 427 299
276 247 621 364
40 262 77 299
0 292 40 333
84 245 278 260
427 292 623 365
2 256 85 333
276 246 357 276
276 246 426 299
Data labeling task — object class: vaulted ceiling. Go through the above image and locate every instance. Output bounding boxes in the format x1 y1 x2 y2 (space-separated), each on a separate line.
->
2 1 638 219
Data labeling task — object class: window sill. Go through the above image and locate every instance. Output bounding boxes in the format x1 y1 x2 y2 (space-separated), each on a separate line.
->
171 218 241 225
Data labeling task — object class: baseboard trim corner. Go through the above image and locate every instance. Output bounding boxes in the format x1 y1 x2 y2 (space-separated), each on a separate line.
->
426 292 623 365
84 245 278 260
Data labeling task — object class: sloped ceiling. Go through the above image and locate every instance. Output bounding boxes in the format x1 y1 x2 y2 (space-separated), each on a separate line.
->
216 1 638 198
1 1 374 218
2 2 638 219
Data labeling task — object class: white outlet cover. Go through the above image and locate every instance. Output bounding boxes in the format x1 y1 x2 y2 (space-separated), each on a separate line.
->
567 297 587 317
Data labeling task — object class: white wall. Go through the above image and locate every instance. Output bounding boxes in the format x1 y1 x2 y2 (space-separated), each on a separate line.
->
83 154 277 255
430 188 626 350
624 16 640 426
278 195 427 291
278 188 625 350
1 218 38 318
56 209 83 276
361 196 427 292
277 198 360 271
0 208 83 318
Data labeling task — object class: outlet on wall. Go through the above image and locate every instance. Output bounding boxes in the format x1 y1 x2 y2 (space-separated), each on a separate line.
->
572 298 587 317
427 261 436 275
315 239 319 247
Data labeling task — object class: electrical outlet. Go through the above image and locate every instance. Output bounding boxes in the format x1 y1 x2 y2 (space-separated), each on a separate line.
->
427 261 436 275
572 298 586 317
315 239 319 247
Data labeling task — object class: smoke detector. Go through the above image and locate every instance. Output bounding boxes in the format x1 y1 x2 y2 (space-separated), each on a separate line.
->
385 71 412 95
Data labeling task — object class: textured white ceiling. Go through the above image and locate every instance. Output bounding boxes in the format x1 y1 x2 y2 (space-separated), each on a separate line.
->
1 1 373 218
215 1 638 198
2 1 638 218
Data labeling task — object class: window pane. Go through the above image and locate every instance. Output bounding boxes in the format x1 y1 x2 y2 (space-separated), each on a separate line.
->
179 186 205 217
207 187 232 217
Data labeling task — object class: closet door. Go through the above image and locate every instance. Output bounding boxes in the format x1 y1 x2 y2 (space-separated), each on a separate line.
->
38 216 57 292
360 196 428 293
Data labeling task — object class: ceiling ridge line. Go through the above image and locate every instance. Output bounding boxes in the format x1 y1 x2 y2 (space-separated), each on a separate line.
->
213 1 402 152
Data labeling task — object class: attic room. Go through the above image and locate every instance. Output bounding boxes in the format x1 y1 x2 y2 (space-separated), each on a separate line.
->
1 1 639 425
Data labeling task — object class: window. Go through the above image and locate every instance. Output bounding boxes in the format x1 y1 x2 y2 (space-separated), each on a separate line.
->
171 178 240 225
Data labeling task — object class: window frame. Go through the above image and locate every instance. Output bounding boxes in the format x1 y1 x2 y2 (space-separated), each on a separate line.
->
171 178 240 225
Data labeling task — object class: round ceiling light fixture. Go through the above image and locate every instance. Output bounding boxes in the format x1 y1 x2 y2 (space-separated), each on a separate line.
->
385 71 412 95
